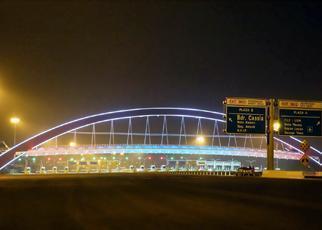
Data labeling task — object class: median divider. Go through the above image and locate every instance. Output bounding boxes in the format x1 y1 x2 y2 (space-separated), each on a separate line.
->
262 170 305 179
304 171 322 178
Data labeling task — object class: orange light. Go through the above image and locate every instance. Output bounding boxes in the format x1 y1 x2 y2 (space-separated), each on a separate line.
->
69 142 76 147
196 135 205 145
10 117 20 125
273 121 281 132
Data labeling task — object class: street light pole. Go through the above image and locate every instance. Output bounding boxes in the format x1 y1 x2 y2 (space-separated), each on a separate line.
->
13 123 17 145
10 117 20 146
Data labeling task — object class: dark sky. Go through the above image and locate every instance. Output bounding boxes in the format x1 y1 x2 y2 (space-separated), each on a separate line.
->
0 0 322 144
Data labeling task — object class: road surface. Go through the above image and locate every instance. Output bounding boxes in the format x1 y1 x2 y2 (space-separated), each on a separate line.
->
0 173 321 229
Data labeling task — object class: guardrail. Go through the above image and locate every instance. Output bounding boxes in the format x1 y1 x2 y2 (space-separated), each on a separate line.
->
16 169 263 176
163 171 262 176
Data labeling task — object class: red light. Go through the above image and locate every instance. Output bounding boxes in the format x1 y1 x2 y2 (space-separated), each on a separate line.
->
148 156 152 160
47 157 51 161
160 157 164 160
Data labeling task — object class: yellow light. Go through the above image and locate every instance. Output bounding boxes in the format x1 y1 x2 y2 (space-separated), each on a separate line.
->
69 141 76 147
273 121 281 132
10 117 20 125
196 135 205 145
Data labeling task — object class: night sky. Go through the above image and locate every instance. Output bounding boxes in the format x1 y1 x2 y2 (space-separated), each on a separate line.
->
0 0 322 144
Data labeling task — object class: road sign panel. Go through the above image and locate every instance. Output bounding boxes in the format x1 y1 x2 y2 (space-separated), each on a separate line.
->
226 98 267 107
279 99 322 110
279 109 322 136
300 155 309 167
300 140 310 153
225 106 266 134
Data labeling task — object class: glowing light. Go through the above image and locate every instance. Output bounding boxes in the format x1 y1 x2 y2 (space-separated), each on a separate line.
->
10 117 20 125
160 157 164 160
120 152 124 156
273 121 281 132
47 157 51 161
93 157 96 160
32 157 36 162
170 157 174 160
58 157 62 161
138 156 142 160
125 157 129 160
148 156 152 160
196 135 205 145
69 142 76 147
112 156 116 160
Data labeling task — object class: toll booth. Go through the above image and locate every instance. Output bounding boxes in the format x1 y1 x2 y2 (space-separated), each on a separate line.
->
68 160 77 172
197 160 241 171
213 160 241 171
89 161 99 172
196 160 206 170
78 161 88 172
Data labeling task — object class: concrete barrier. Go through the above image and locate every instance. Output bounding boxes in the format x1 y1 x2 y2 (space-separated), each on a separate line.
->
303 171 322 178
262 170 305 179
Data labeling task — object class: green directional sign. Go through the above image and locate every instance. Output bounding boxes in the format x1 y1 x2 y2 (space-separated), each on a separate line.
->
278 100 322 137
226 106 266 134
225 98 267 134
279 109 321 136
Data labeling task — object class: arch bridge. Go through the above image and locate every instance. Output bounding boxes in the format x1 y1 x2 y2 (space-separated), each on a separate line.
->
1 107 321 171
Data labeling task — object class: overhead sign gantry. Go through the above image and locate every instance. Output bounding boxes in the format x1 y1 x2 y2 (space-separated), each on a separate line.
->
224 97 322 171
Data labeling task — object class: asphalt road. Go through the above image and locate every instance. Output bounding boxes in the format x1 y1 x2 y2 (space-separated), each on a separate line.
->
0 173 321 230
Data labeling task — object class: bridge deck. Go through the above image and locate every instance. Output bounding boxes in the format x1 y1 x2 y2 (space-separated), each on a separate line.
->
23 145 301 160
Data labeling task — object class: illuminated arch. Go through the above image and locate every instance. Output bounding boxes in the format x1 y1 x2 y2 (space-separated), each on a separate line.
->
0 107 224 170
1 107 321 171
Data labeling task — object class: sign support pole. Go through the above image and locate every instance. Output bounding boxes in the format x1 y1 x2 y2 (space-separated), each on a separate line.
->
267 99 275 170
